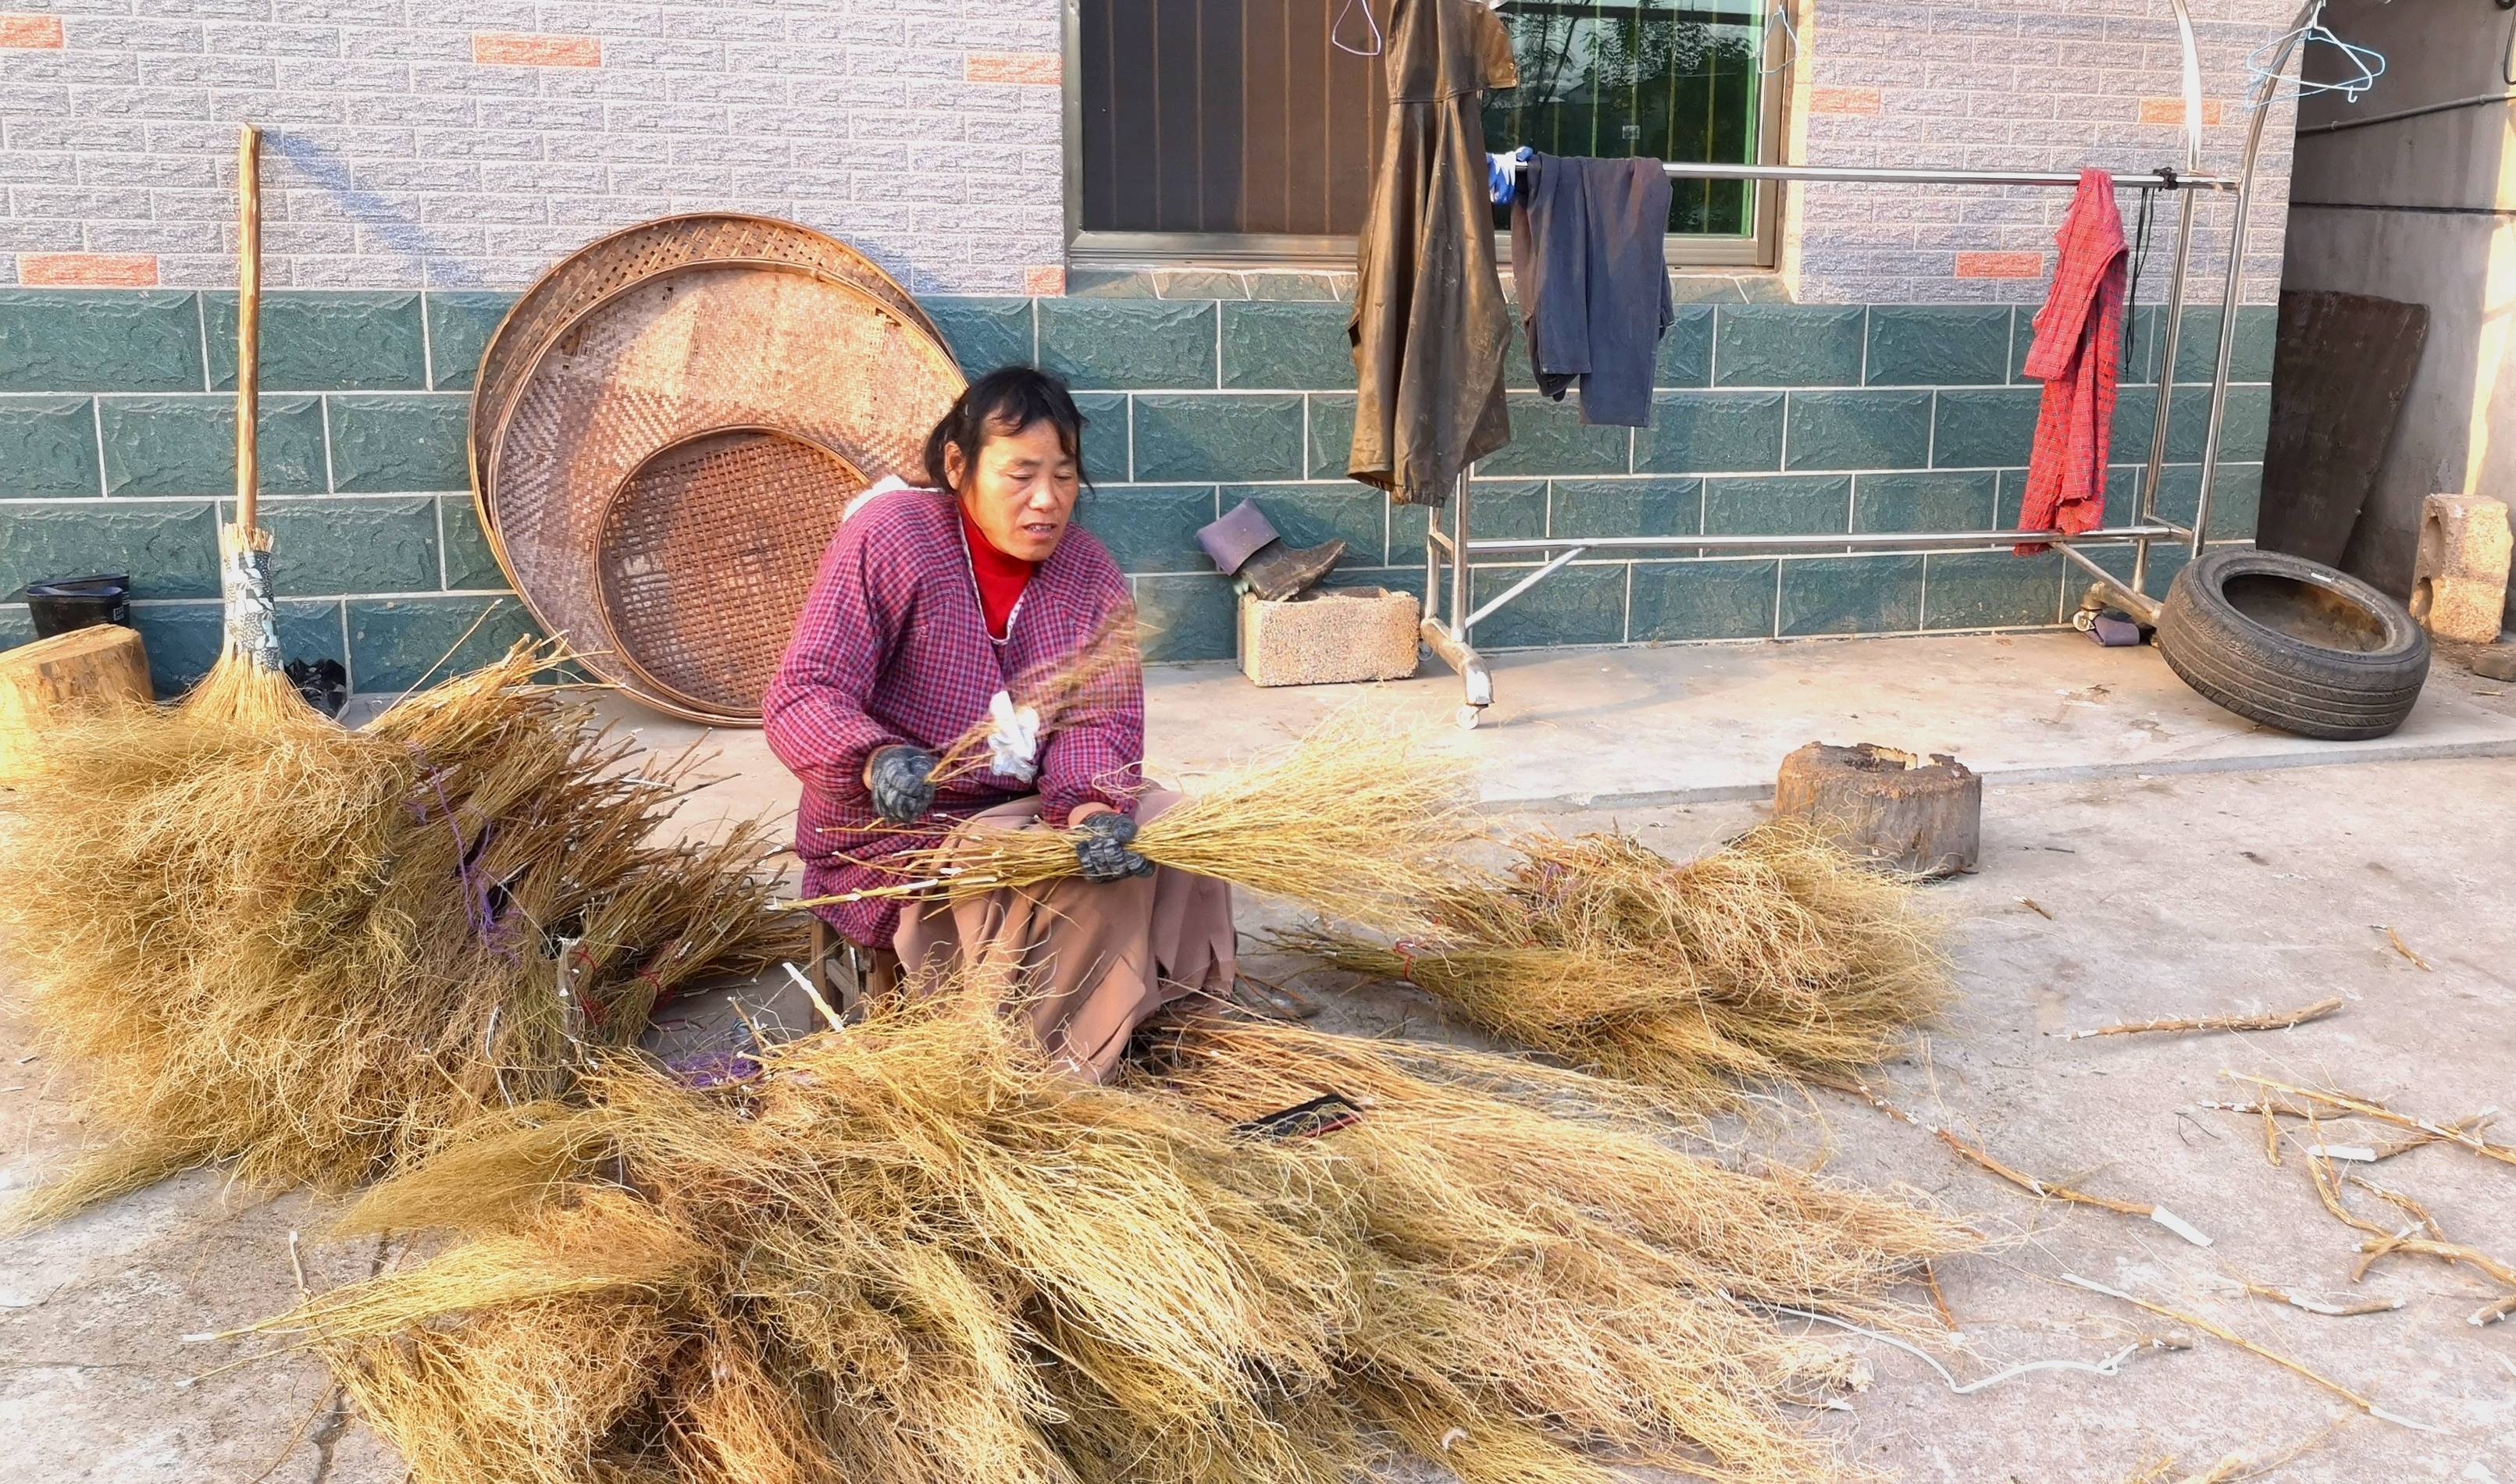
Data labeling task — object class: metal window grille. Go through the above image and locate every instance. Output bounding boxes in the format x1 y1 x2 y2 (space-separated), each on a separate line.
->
1065 0 1777 265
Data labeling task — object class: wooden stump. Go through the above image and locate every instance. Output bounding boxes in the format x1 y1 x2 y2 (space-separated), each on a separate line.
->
0 625 153 783
1773 742 1980 878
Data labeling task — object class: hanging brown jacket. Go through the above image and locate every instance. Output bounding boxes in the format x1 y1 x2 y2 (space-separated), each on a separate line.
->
1346 0 1516 507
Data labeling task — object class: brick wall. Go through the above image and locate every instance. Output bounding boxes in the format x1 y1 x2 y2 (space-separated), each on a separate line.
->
0 283 2272 692
0 0 1067 295
1789 0 2304 306
0 0 2300 303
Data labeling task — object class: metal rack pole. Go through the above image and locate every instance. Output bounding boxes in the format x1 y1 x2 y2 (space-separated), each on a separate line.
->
2129 0 2211 598
2191 0 2322 557
1417 0 2271 726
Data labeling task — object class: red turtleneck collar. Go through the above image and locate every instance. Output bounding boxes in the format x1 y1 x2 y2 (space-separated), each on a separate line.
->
958 504 1037 641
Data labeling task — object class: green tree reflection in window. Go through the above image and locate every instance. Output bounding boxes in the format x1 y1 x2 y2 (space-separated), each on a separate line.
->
1485 1 1769 237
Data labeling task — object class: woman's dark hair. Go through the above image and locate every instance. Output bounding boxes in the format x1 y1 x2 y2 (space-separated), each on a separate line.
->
922 365 1091 492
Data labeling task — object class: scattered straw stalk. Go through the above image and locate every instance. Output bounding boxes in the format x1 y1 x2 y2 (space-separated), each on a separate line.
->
0 642 803 1228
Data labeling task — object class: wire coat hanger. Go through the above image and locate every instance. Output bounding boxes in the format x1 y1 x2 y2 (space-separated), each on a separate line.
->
1760 0 1799 76
2243 0 2385 109
1331 0 1382 58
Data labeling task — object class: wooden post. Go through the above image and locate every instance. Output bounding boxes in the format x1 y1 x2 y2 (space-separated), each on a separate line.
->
235 122 262 534
0 627 153 783
1773 742 1981 878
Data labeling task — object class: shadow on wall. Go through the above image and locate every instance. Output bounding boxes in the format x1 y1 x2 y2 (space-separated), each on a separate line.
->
2272 0 2515 628
263 132 486 291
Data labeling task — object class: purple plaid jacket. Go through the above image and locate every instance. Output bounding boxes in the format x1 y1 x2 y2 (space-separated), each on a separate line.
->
763 485 1142 947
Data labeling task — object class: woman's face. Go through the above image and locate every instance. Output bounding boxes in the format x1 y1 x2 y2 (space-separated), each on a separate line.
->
949 416 1079 563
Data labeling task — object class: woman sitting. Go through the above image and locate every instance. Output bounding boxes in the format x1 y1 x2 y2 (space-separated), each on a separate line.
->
764 366 1234 1080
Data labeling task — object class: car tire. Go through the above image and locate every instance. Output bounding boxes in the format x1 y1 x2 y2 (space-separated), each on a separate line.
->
2155 546 2429 741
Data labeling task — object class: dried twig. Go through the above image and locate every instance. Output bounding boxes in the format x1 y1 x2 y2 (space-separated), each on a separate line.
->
2019 897 2055 920
2236 1280 2401 1319
2055 995 2343 1042
2297 1139 2516 1323
1850 1081 2211 1246
2377 925 2431 971
2347 1176 2443 1241
1923 1259 1959 1333
2061 1275 2434 1430
2158 1418 2349 1484
2206 1099 2489 1162
2227 1075 2515 1169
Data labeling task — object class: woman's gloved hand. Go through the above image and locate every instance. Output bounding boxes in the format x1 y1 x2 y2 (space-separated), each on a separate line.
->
864 745 939 824
1072 810 1154 883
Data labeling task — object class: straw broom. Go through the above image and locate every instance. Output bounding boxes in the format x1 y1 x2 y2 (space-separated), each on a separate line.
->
232 985 1969 1484
0 642 804 1228
186 123 321 730
1277 821 1948 1099
796 715 1474 932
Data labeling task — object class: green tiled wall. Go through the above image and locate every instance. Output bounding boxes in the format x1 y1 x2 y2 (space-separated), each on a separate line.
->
0 286 504 696
1 288 2275 687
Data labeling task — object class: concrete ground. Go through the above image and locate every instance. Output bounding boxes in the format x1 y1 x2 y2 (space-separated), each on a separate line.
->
5 631 2514 1482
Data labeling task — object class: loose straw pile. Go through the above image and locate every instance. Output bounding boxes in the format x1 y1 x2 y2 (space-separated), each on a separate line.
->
0 642 802 1229
234 988 1970 1484
1279 821 1948 1100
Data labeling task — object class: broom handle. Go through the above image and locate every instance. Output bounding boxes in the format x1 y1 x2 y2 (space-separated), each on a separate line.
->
235 123 261 533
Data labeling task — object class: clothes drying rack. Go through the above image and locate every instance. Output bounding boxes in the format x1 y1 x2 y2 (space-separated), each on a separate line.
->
1421 0 2317 728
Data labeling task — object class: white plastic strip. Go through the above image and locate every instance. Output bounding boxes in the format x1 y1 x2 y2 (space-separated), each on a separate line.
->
1755 1301 2165 1397
2148 1206 2214 1247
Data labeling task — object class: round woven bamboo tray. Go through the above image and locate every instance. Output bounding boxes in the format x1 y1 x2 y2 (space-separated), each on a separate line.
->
465 213 944 546
590 426 868 721
483 262 964 723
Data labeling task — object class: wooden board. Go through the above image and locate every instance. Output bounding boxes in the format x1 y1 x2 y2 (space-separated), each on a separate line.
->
0 625 151 782
2259 290 2430 567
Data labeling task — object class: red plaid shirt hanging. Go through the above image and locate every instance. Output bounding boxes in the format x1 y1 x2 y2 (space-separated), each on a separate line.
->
763 485 1142 948
2014 168 2128 555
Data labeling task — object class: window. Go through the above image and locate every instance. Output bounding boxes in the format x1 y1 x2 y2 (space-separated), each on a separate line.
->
1067 0 1783 266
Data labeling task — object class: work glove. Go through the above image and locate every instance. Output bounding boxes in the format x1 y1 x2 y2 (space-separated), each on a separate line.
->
864 745 939 824
1072 810 1154 883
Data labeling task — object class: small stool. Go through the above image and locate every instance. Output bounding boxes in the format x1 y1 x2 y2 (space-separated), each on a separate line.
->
807 916 900 1016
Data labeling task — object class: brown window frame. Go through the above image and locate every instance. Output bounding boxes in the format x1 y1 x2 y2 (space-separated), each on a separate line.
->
1060 0 1787 271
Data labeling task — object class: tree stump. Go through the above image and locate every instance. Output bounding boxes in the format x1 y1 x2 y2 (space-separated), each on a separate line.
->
1773 742 1980 878
0 625 152 784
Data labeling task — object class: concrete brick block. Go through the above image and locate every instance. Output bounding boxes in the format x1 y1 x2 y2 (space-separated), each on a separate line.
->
2411 495 2513 645
1237 588 1420 687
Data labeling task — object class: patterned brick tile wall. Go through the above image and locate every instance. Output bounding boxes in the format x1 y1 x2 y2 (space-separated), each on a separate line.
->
0 0 2308 304
1789 0 2306 306
0 0 1067 294
0 285 2274 691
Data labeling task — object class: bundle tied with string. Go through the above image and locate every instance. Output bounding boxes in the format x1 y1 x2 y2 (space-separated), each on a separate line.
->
1276 820 1948 1101
232 979 1970 1484
921 602 1142 789
0 641 804 1230
800 714 1474 934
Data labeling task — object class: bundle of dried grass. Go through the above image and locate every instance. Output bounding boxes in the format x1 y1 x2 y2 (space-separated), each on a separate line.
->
923 603 1141 788
1142 1014 1969 1482
804 717 1474 931
1279 820 1948 1099
0 642 802 1229
242 991 1967 1484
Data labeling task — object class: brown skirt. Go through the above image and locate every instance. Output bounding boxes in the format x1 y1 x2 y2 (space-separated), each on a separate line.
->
892 788 1235 1082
